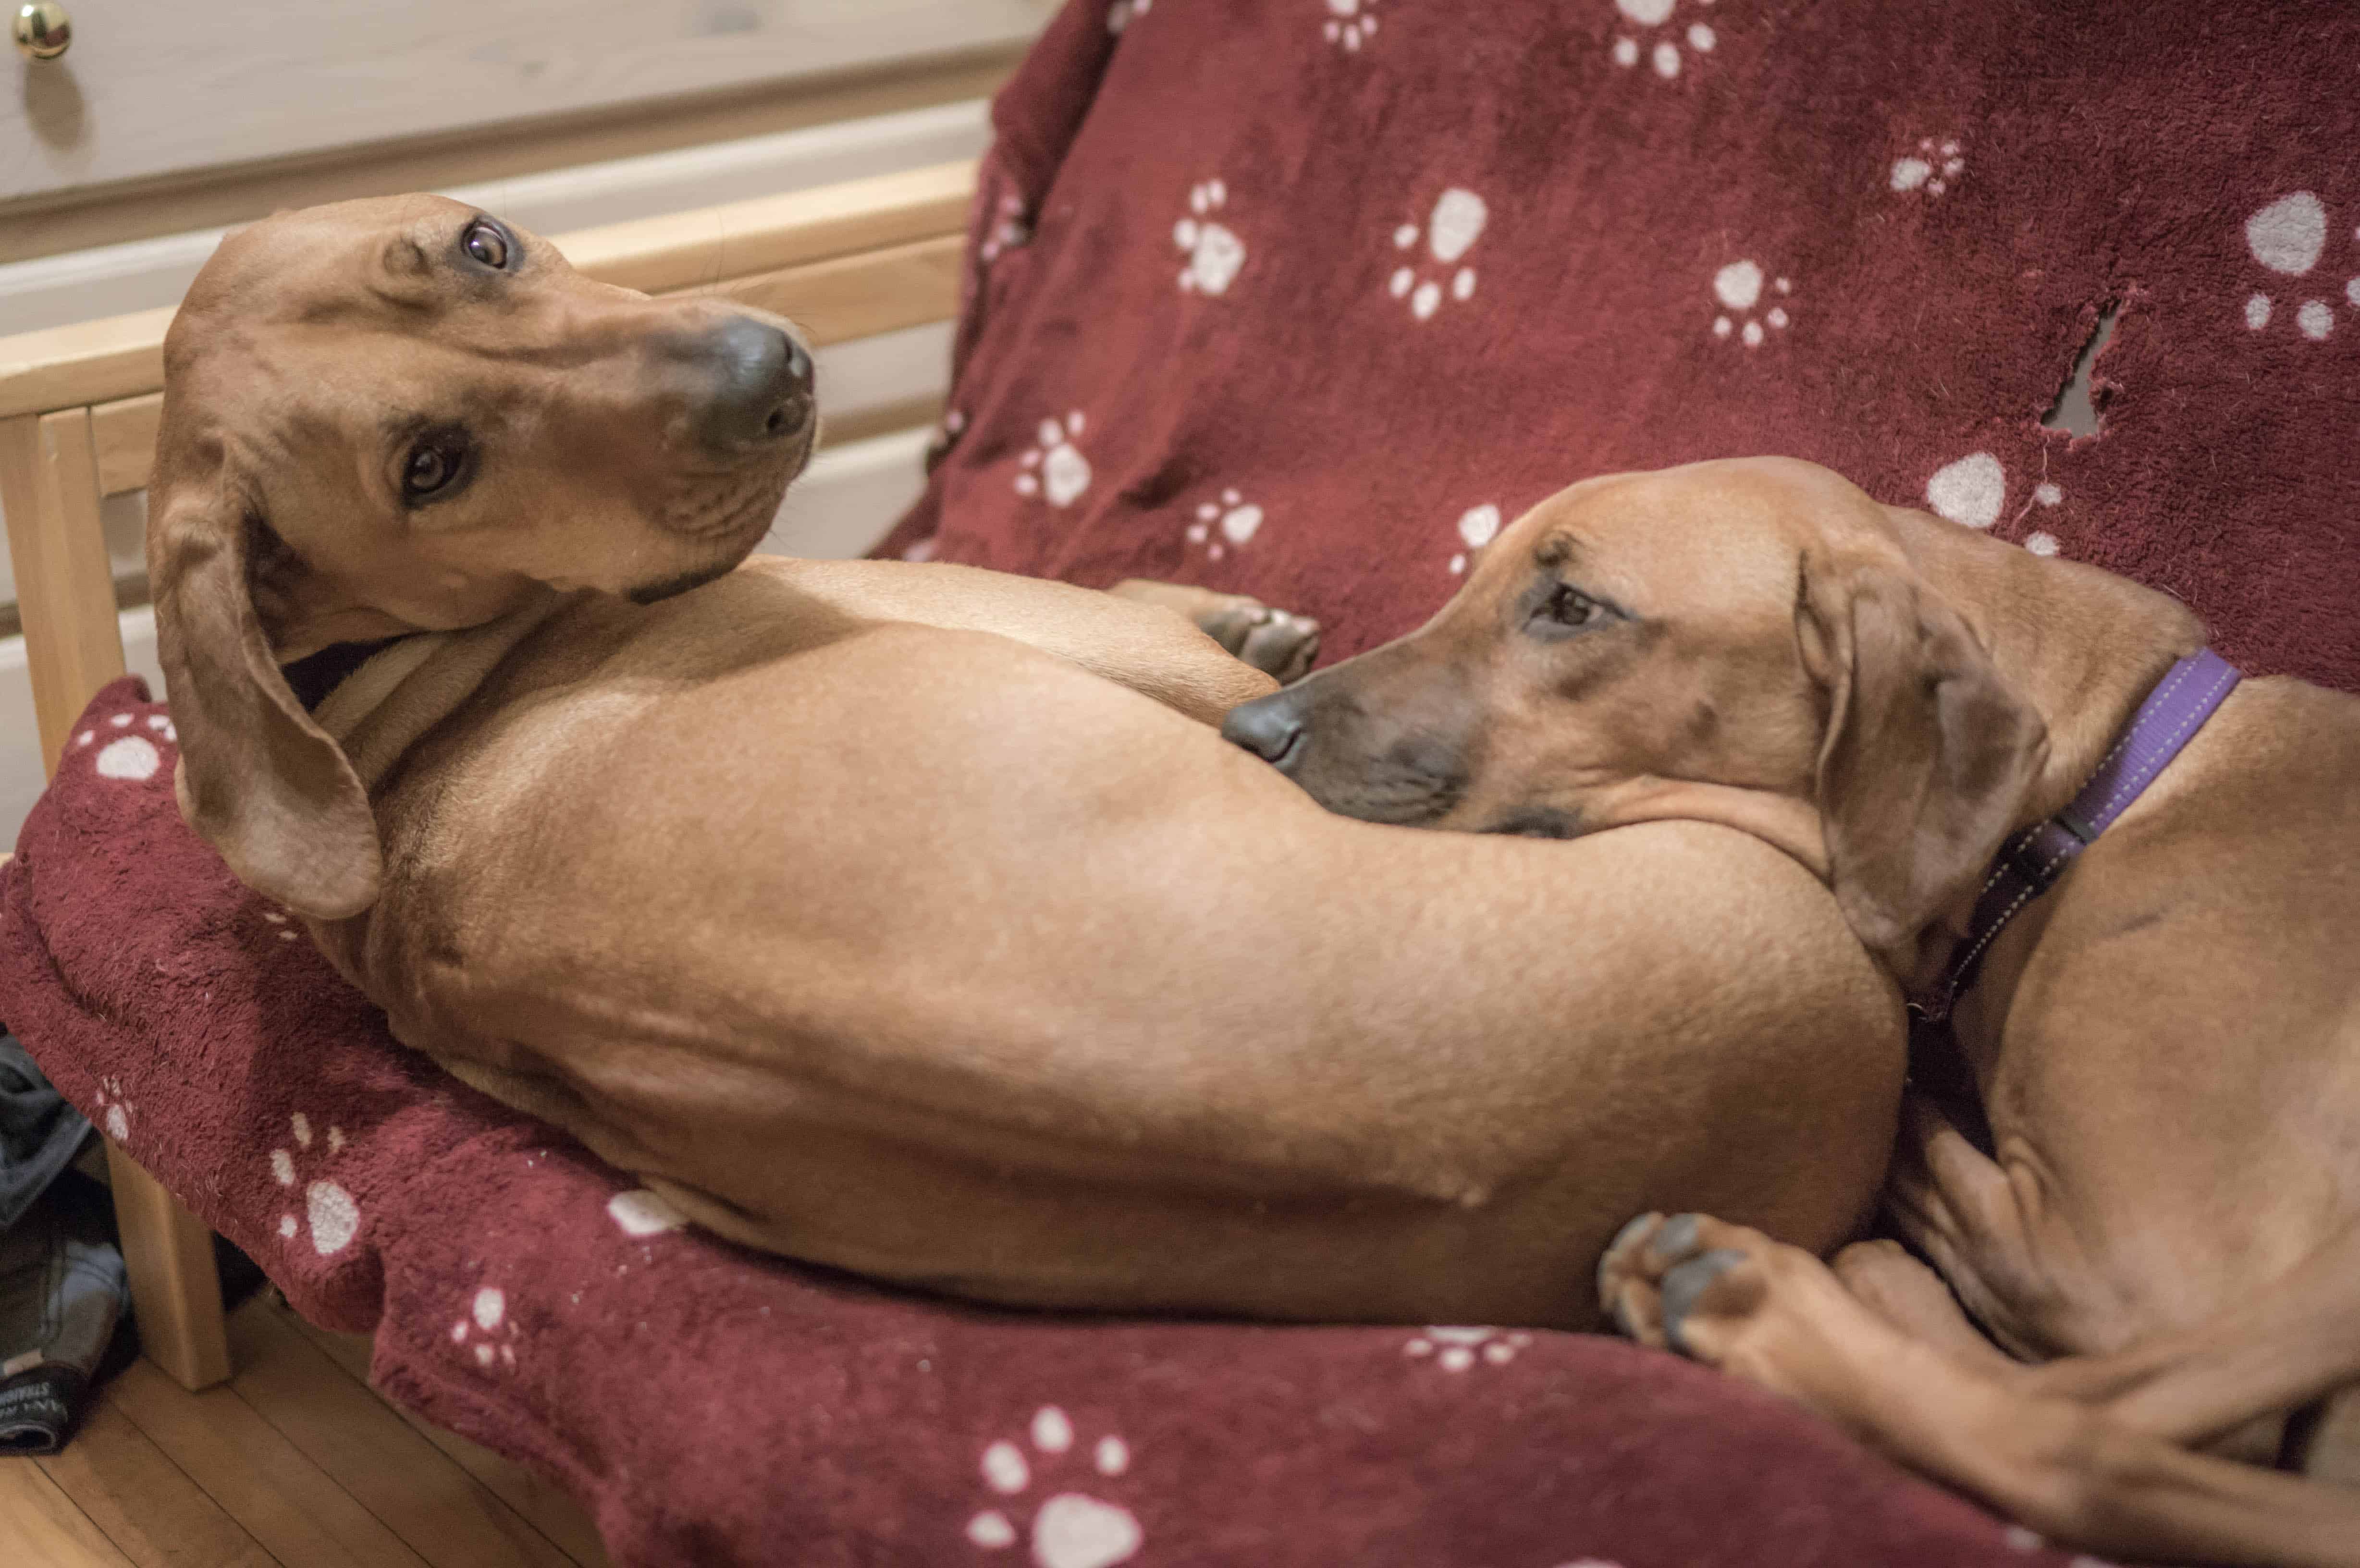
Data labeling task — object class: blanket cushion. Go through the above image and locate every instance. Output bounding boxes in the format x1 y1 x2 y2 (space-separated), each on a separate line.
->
885 0 2360 694
2 682 2082 1566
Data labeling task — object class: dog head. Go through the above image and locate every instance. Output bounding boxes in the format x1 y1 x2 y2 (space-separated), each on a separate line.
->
1222 457 2050 973
148 193 816 917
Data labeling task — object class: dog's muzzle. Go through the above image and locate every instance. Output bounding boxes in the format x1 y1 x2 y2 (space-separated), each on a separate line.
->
690 316 816 454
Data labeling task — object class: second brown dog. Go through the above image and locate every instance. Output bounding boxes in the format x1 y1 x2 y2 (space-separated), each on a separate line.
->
1225 456 2360 1566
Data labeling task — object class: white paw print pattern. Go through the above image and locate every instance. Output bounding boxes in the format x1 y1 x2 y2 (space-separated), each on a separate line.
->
2000 1526 2117 1568
269 1111 360 1256
1709 260 1792 347
450 1284 522 1370
1185 487 1264 562
93 1076 133 1142
1445 503 1501 575
607 1188 690 1237
73 710 175 783
1403 1324 1533 1371
1892 137 1966 198
967 1406 1141 1568
1388 188 1487 321
1014 413 1093 508
2242 191 2356 342
978 195 1031 267
1322 0 1376 52
1925 452 2068 556
1106 0 1149 35
1610 0 1716 80
1174 180 1246 296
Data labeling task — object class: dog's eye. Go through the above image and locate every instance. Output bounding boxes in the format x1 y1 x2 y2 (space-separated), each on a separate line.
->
1543 583 1604 628
460 219 512 270
402 436 469 502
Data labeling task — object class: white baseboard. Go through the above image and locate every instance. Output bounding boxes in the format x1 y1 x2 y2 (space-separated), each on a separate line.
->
0 425 929 849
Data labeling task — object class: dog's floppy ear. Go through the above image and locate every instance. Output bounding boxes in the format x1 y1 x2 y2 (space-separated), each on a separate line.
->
148 459 382 919
1795 551 2047 967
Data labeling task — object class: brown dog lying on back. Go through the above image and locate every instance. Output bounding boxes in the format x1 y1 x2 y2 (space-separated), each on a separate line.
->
1225 457 2360 1567
145 198 1910 1332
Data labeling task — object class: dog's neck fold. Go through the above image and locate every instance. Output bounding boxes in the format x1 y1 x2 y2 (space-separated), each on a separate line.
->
308 589 575 792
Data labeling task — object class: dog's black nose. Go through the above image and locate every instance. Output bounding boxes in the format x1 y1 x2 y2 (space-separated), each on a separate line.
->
695 317 814 450
1220 692 1308 771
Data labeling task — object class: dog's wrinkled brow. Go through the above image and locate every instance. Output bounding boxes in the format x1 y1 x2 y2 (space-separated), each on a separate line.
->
1536 533 1580 570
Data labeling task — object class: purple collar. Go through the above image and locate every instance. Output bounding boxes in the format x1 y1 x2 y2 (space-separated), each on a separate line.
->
1909 648 2242 1024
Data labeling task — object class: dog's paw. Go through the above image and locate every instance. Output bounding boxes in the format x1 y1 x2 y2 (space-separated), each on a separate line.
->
1597 1212 1767 1359
1192 594 1320 683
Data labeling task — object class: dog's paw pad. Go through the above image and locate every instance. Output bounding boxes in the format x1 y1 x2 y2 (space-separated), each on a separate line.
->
1234 608 1320 683
1659 1248 1751 1353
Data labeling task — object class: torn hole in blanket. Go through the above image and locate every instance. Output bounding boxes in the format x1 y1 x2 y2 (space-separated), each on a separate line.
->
2040 301 2122 439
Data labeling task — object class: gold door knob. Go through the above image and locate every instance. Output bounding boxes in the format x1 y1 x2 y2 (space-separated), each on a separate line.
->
12 0 71 60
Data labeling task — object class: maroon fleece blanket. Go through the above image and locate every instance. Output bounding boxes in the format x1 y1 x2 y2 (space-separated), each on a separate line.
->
3 681 2074 1567
19 0 2347 1560
887 0 2360 694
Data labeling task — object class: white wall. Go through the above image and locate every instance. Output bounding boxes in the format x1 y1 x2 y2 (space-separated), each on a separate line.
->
4 0 1046 204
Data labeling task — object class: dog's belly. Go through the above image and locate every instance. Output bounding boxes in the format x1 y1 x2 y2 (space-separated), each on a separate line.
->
1958 679 2360 1351
341 616 1905 1325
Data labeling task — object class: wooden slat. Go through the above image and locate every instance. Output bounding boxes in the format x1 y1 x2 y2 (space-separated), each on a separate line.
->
106 1140 235 1392
0 161 977 420
35 1402 277 1568
0 308 178 425
288 1317 609 1568
92 392 163 497
228 1302 578 1568
0 1456 141 1568
0 408 128 771
0 385 235 1405
108 1354 426 1568
558 158 974 295
682 232 964 346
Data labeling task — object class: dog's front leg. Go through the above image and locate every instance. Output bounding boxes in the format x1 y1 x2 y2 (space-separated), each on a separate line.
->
1106 580 1320 683
736 557 1302 724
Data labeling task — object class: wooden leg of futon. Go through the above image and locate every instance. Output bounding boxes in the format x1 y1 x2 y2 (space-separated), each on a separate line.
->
5 413 235 1387
105 1142 233 1389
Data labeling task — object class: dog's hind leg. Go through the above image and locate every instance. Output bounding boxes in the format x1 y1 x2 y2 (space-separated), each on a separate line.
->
1599 1211 2360 1568
2017 1219 2360 1458
1884 1092 2140 1361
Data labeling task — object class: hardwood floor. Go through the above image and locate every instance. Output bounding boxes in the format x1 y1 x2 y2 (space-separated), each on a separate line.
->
0 1294 609 1568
